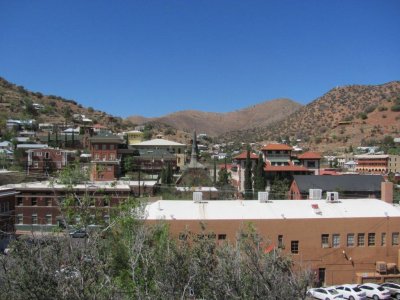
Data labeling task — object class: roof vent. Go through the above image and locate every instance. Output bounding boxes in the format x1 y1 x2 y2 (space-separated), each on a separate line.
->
311 203 322 215
326 192 339 203
309 189 322 200
258 192 269 203
193 192 203 203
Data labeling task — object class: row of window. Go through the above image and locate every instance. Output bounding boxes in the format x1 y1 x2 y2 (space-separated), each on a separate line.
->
94 144 116 151
321 232 399 248
17 197 114 207
17 197 52 206
94 154 116 161
16 214 111 225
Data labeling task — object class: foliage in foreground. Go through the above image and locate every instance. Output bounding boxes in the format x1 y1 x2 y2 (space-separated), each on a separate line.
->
0 216 313 299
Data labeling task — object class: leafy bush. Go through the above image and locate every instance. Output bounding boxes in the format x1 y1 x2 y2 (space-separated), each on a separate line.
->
391 104 400 112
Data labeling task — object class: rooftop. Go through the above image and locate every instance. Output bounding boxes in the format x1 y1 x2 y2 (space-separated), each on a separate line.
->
233 151 259 160
297 152 322 160
261 143 293 151
145 199 400 220
133 138 186 147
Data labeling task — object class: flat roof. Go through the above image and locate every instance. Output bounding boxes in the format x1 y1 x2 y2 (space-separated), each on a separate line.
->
133 138 185 147
145 199 400 220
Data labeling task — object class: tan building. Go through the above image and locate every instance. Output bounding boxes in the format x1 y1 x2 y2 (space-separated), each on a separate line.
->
389 155 400 174
126 130 144 145
146 195 400 286
355 154 389 174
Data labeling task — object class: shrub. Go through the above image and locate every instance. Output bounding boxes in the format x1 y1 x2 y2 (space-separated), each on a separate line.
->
364 104 377 114
391 104 400 112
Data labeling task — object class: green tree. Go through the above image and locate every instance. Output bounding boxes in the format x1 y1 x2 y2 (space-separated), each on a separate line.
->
244 147 253 199
269 177 290 200
253 154 266 194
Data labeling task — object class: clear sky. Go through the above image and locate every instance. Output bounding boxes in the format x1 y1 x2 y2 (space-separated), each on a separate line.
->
1 0 399 118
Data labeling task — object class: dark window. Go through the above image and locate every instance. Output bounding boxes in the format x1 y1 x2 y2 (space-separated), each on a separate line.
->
218 234 226 240
392 232 399 245
357 233 365 246
347 233 355 247
17 198 23 206
321 234 329 248
31 197 37 206
278 235 284 248
291 241 299 254
368 233 375 246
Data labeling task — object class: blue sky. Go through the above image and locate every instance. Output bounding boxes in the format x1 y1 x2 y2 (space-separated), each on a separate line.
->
1 0 399 118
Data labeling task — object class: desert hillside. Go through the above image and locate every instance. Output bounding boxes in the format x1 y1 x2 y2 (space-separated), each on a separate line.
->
128 98 302 136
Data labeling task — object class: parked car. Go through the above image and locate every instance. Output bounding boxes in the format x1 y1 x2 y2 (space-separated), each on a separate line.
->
307 287 344 299
69 229 88 238
358 283 391 300
336 284 367 300
380 282 400 299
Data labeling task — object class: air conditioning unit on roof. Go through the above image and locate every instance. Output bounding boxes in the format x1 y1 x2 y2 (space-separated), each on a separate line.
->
193 192 202 203
326 192 339 202
258 192 269 203
309 189 322 200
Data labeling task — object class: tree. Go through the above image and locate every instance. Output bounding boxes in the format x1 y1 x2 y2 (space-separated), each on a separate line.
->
253 154 266 194
244 147 253 199
123 156 134 175
269 177 290 200
213 157 217 185
160 163 173 185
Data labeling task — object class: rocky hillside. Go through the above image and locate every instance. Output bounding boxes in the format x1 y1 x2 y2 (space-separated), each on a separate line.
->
128 98 302 136
221 81 400 151
0 77 135 131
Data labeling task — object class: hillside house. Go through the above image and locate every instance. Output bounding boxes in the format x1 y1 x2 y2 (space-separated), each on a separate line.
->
261 144 313 181
90 135 124 181
297 152 322 175
27 148 76 175
355 154 389 174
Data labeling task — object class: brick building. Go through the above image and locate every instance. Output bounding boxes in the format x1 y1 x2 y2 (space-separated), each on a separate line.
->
146 192 400 286
27 148 76 175
355 155 389 175
90 135 124 181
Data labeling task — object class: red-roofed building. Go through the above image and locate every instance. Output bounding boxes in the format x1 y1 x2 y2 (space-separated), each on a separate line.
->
297 152 322 175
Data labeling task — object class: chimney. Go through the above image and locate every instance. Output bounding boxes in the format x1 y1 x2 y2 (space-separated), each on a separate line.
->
381 181 394 204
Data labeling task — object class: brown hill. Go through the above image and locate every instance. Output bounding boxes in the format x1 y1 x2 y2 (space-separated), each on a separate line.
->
221 81 400 152
128 98 302 136
0 77 134 131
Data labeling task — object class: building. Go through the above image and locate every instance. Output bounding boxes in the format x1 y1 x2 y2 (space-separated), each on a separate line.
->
130 138 186 169
11 180 155 234
125 130 144 145
0 187 18 250
297 152 322 175
230 151 259 193
355 155 389 174
145 192 400 286
27 148 76 175
261 144 313 181
389 155 400 174
90 135 124 181
289 175 384 200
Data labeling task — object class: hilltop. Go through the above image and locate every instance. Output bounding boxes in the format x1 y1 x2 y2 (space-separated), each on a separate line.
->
128 98 302 136
221 81 400 151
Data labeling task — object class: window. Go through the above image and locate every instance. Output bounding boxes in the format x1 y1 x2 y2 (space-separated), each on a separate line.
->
392 232 399 246
17 198 23 206
102 144 107 150
110 144 114 150
33 161 39 168
45 198 52 206
17 214 23 224
321 234 329 248
218 234 226 240
32 214 38 225
347 234 355 247
332 234 340 248
358 233 365 246
107 166 112 172
109 154 115 160
45 152 50 159
36 151 42 156
31 197 37 206
94 144 99 150
95 154 100 160
57 162 62 168
278 235 284 248
45 214 52 225
381 233 386 246
368 233 376 246
291 241 299 254
103 198 109 207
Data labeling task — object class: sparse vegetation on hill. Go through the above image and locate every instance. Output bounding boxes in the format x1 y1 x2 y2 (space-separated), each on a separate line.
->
221 81 400 151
